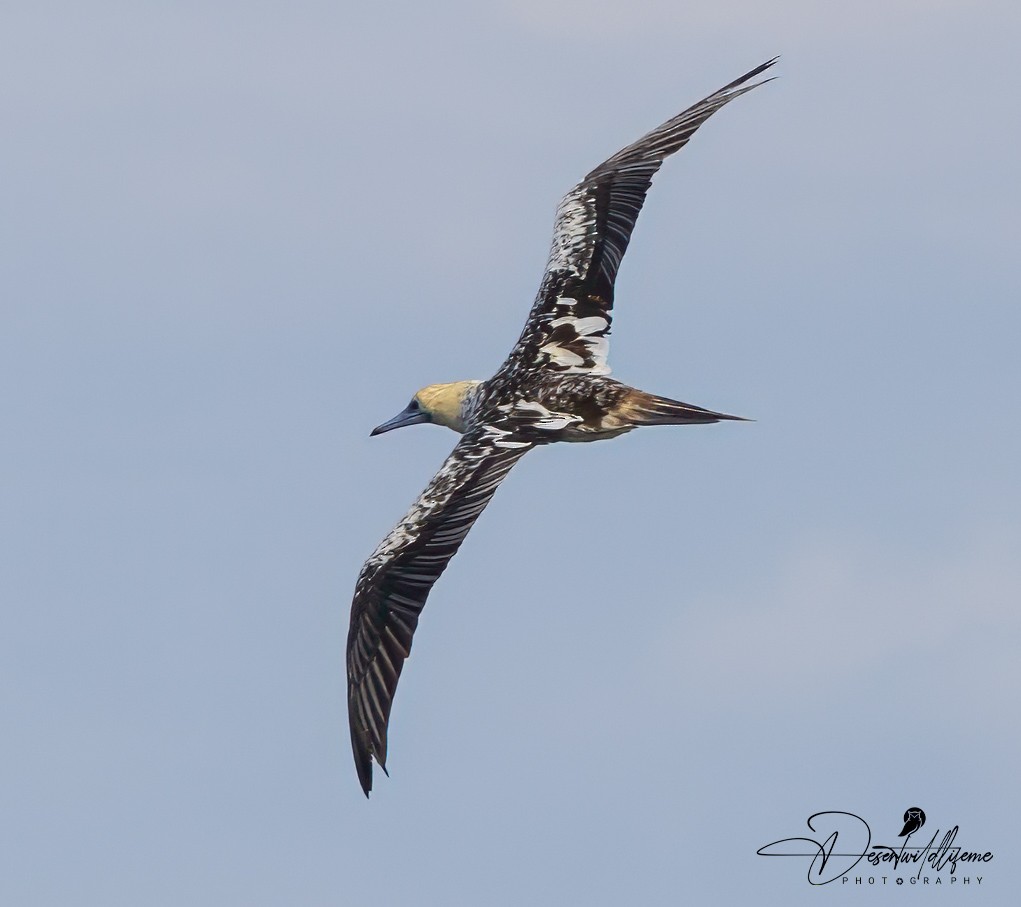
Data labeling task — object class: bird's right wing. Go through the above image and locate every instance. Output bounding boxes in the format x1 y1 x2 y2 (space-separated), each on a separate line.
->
494 58 777 383
347 425 532 795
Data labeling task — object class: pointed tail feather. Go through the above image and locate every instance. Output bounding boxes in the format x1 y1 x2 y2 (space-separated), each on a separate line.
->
623 390 748 426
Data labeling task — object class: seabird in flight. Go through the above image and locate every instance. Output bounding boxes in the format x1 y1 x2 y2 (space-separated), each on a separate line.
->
348 58 776 795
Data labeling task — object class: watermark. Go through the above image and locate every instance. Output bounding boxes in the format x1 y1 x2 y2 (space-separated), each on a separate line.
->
757 807 993 887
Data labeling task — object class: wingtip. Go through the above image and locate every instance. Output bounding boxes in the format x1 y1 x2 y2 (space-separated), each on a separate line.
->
356 753 387 798
356 759 373 797
754 55 781 77
351 718 375 797
352 734 389 798
721 57 781 95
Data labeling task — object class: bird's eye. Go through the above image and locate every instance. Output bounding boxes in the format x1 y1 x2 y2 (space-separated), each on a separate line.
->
409 399 419 411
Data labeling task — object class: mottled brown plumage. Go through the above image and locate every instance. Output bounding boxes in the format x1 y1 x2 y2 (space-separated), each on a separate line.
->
348 59 776 795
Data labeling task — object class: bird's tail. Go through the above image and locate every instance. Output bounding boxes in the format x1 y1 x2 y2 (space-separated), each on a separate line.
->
621 389 748 426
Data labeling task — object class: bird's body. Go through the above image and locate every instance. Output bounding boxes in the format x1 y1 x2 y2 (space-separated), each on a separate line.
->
348 59 777 795
421 373 738 443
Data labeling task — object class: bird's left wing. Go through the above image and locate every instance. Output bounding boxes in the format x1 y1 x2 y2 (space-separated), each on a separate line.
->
494 58 777 382
347 425 532 795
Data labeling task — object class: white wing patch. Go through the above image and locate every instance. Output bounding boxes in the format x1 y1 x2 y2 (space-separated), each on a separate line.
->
538 309 611 376
539 343 587 369
501 400 584 433
552 314 605 332
481 424 532 449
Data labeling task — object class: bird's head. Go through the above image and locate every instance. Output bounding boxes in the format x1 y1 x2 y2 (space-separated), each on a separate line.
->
370 380 479 436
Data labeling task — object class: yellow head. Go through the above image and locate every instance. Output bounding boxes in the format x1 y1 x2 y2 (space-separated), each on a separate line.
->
371 380 479 436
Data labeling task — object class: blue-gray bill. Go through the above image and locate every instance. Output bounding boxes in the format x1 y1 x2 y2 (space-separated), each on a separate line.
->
370 402 431 436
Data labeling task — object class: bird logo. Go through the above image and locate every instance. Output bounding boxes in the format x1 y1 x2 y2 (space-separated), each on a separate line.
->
899 807 926 838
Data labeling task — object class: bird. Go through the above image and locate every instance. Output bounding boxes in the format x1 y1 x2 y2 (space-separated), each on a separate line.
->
347 58 777 796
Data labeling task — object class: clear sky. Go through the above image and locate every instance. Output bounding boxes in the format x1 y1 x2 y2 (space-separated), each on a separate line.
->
2 1 1019 904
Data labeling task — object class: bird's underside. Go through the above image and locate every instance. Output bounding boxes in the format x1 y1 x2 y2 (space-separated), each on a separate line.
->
482 374 746 444
347 58 776 795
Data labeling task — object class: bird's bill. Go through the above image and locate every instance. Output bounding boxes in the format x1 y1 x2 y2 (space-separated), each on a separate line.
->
370 404 430 436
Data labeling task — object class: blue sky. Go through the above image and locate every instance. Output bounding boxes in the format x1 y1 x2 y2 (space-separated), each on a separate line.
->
2 2 1019 904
